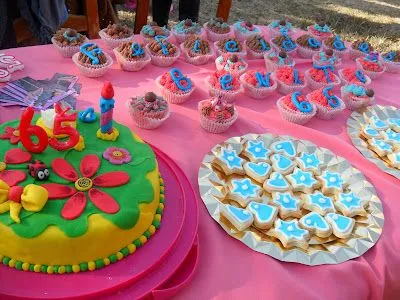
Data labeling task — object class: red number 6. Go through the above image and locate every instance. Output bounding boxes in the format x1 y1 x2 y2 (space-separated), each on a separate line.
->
19 107 49 153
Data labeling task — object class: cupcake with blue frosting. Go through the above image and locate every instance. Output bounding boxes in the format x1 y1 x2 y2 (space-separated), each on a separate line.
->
215 37 246 57
350 40 373 60
312 49 341 68
307 18 333 41
271 34 297 55
181 36 214 65
140 21 170 44
322 35 349 58
265 50 295 72
382 50 400 73
72 42 113 77
233 20 261 41
341 85 375 110
296 34 322 58
204 17 232 41
267 19 294 38
172 19 202 43
52 28 89 57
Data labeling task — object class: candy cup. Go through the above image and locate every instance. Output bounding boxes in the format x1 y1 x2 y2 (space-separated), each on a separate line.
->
233 23 261 41
215 57 248 77
355 58 386 79
156 75 195 104
312 52 342 68
349 47 370 60
268 25 295 39
203 22 234 42
240 73 277 99
146 45 181 67
340 86 374 110
113 48 151 71
304 69 341 91
296 44 321 59
307 25 333 41
126 100 170 129
180 43 215 66
213 41 247 58
306 94 346 120
264 55 295 72
198 100 238 133
140 30 171 45
99 28 135 49
206 76 243 103
51 36 89 58
276 96 316 125
337 69 371 86
270 40 297 56
246 45 272 60
172 28 205 44
383 59 400 74
72 52 113 78
322 42 349 59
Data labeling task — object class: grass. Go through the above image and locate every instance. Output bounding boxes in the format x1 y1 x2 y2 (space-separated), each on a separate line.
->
117 0 400 52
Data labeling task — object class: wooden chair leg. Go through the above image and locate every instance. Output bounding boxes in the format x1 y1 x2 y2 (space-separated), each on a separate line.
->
134 0 149 34
85 0 100 39
216 0 232 22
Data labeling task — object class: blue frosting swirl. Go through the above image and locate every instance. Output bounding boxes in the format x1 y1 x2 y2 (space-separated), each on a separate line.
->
345 84 366 96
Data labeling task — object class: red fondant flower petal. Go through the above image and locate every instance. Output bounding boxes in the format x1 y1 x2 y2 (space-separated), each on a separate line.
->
41 183 76 199
61 192 87 220
0 170 26 186
88 188 120 214
52 158 78 182
92 171 130 187
0 127 14 139
4 148 32 164
80 154 100 178
9 135 20 145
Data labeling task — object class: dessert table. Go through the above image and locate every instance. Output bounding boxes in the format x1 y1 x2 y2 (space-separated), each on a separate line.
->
1 29 400 299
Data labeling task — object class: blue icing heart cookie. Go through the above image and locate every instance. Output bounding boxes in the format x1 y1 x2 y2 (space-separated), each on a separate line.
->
325 212 355 239
296 152 323 174
264 172 290 192
299 212 332 238
244 140 270 161
244 161 272 183
271 140 296 158
247 201 277 229
304 191 335 215
271 154 295 174
220 204 254 231
287 168 318 191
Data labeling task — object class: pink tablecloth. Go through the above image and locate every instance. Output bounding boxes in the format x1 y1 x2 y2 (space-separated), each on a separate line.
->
1 28 400 300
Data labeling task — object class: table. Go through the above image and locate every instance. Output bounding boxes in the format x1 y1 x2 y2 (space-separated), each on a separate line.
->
1 28 400 299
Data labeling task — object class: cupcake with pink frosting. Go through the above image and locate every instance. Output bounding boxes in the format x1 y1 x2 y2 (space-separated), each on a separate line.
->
312 49 341 68
156 68 195 104
307 86 346 119
207 70 242 103
356 52 385 79
198 96 238 133
307 18 333 41
275 67 306 95
240 70 277 99
215 54 248 76
382 50 400 73
277 91 317 124
305 64 340 90
338 68 371 86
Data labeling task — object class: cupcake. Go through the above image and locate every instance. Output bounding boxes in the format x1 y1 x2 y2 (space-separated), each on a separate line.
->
240 70 277 99
204 17 232 42
51 28 88 57
382 51 400 73
307 19 333 41
233 20 261 41
312 49 341 67
198 96 238 133
140 21 171 44
214 37 246 57
113 41 151 72
271 34 296 54
72 43 113 77
99 23 134 49
207 70 242 103
305 64 340 90
181 36 213 65
350 40 373 59
341 85 375 110
156 68 195 104
277 92 317 124
307 86 346 119
128 92 170 129
246 35 272 59
172 19 202 43
146 37 180 67
338 68 371 86
215 54 248 76
296 34 322 58
356 52 385 79
275 66 306 95
267 19 294 39
265 51 295 72
322 35 348 58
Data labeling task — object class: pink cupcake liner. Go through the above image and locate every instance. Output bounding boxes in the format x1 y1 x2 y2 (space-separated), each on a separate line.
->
264 56 295 72
312 53 342 68
203 23 234 42
206 76 243 103
51 36 89 58
233 25 261 41
306 94 346 120
180 43 214 65
140 31 172 44
198 100 238 133
304 70 341 90
276 78 307 95
383 59 400 73
72 52 113 78
296 44 321 59
321 43 349 59
355 58 386 79
113 48 151 71
213 41 247 58
337 69 371 86
126 100 170 129
146 45 181 67
340 86 374 110
239 73 277 99
156 76 195 104
246 46 272 60
349 48 369 60
172 28 205 44
215 57 248 77
267 26 295 39
99 29 135 49
307 26 334 41
276 96 316 125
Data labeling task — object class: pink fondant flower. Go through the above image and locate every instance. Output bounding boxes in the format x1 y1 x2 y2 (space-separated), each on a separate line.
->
0 126 20 145
41 154 130 220
103 147 132 165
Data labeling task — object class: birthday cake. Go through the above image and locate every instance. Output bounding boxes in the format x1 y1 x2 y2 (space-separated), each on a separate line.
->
0 83 164 274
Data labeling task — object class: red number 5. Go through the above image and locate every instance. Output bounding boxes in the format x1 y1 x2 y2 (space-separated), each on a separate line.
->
48 104 79 151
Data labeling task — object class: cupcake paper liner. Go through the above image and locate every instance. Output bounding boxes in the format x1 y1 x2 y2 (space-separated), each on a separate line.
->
203 23 234 42
349 48 369 60
215 57 248 77
267 26 295 39
146 45 181 67
198 100 238 133
113 48 151 71
72 52 113 78
126 100 170 129
234 26 261 41
156 76 195 104
321 43 349 59
276 96 316 124
264 56 295 72
246 46 272 60
304 70 341 90
355 58 386 79
383 59 400 73
51 36 89 58
306 26 334 41
99 29 135 49
239 73 278 99
340 86 374 110
338 69 371 86
206 76 243 103
270 41 297 56
140 31 172 45
213 41 247 58
296 44 321 59
306 94 346 120
172 28 205 44
180 43 215 65
312 53 342 68
276 78 306 95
